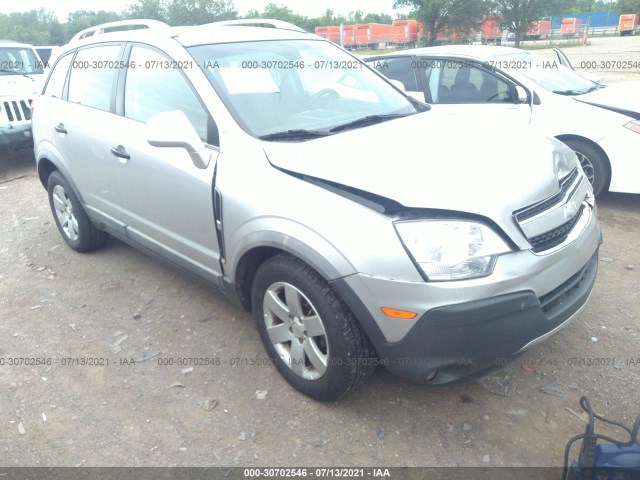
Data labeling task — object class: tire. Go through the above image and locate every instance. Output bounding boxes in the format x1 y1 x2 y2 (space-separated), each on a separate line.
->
47 171 109 252
562 139 609 196
251 253 377 402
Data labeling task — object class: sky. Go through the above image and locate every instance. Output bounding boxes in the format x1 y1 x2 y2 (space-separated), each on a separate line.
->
0 0 408 21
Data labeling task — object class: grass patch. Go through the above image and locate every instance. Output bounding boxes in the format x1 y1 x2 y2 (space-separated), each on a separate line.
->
520 40 591 50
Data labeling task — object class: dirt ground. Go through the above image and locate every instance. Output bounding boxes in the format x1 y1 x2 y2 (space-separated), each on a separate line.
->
1 36 639 472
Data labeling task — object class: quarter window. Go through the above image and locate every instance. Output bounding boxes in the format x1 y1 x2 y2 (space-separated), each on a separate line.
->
67 45 121 111
124 46 210 143
43 52 73 99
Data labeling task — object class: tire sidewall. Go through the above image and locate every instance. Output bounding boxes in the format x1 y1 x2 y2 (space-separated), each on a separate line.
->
252 257 361 402
565 140 608 196
47 171 90 251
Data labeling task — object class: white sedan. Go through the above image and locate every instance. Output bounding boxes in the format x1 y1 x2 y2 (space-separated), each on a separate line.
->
365 45 640 196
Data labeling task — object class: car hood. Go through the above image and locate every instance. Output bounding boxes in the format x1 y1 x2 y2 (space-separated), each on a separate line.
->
262 112 568 233
576 81 640 118
0 74 43 97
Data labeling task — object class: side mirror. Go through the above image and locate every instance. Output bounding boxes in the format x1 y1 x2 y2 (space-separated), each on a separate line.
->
515 85 529 104
146 110 211 169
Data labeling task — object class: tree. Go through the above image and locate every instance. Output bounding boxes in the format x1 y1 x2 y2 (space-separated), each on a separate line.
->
125 0 168 22
166 0 237 26
348 10 364 23
617 0 640 13
393 0 491 45
363 13 394 23
492 0 561 47
243 3 315 32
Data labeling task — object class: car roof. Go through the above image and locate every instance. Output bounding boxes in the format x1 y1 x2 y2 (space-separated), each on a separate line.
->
376 45 527 62
58 20 318 58
0 40 37 49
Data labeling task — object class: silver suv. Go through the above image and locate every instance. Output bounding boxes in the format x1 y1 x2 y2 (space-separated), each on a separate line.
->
33 20 601 401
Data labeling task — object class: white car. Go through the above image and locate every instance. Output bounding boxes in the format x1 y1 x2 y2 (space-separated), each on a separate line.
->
365 45 640 196
0 40 45 151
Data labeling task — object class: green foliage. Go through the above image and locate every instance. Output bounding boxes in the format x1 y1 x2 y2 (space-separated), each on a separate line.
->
0 9 63 45
166 0 237 26
125 0 169 21
493 0 561 47
616 0 640 13
393 0 492 45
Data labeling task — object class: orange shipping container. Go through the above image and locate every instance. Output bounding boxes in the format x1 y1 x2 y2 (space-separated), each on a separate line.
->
561 18 582 34
355 23 397 46
481 15 502 44
315 26 341 44
527 19 551 38
392 19 422 43
619 14 639 35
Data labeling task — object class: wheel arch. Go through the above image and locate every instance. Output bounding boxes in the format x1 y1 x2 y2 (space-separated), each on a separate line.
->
555 134 612 189
36 145 87 205
229 229 355 312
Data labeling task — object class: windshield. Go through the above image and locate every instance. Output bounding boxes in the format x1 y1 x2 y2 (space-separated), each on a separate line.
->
189 39 419 138
0 47 44 75
496 52 597 95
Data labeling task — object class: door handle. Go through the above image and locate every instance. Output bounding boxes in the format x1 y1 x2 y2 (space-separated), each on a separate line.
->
54 123 67 134
110 145 131 160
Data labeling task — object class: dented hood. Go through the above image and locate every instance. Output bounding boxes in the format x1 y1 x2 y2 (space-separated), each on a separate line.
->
262 112 571 226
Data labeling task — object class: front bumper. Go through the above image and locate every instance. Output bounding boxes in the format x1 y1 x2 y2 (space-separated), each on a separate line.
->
385 250 597 384
334 250 598 384
0 123 33 150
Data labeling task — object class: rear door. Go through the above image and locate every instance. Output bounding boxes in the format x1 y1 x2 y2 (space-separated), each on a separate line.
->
40 44 128 233
107 44 223 283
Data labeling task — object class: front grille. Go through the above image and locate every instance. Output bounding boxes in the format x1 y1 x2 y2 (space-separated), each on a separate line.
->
515 169 579 222
528 204 584 252
513 167 592 254
2 99 32 122
539 255 592 314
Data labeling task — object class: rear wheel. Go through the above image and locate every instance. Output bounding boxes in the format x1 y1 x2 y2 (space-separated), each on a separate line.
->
252 253 377 401
562 139 609 196
47 171 109 252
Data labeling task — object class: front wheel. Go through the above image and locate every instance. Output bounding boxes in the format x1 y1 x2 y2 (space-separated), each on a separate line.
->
562 139 609 196
252 253 377 401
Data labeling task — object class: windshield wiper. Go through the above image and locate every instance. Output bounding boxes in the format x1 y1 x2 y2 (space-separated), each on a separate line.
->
552 89 585 96
258 129 331 142
328 113 410 133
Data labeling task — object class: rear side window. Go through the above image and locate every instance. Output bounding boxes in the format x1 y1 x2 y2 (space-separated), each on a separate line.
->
43 53 73 99
124 46 210 143
67 45 121 111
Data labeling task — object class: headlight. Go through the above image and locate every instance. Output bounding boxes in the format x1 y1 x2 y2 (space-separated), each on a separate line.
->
395 220 512 281
623 120 640 134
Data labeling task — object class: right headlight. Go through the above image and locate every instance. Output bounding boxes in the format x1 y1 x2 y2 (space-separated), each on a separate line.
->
395 220 512 281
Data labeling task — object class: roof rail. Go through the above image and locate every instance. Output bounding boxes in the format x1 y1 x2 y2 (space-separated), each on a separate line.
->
206 19 307 33
70 19 170 43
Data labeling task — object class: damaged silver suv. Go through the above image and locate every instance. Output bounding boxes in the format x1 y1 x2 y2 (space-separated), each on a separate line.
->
32 19 600 401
